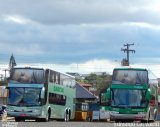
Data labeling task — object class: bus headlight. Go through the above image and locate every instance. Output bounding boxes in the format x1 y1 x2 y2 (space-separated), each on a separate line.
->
7 108 14 112
138 112 145 115
33 109 40 113
7 107 14 112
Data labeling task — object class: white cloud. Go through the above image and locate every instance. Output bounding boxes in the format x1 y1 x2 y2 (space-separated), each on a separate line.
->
0 0 160 73
0 42 45 56
127 22 160 31
1 59 120 74
0 0 160 25
3 15 33 25
0 64 9 79
1 59 160 78
14 44 45 55
132 63 160 78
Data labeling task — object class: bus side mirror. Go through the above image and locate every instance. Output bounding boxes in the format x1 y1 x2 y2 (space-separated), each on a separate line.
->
106 88 111 99
41 87 45 99
158 96 160 104
146 89 151 101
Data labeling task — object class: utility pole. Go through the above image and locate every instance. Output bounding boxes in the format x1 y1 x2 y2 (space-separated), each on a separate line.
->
121 43 135 66
3 69 9 80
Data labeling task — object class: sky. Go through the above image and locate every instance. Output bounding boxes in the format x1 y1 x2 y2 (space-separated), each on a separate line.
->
0 0 160 77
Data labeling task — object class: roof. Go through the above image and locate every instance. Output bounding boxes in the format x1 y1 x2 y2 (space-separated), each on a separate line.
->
76 83 97 99
78 82 92 87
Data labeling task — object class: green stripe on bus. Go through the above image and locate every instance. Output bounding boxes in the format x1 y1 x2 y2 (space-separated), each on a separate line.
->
111 84 148 89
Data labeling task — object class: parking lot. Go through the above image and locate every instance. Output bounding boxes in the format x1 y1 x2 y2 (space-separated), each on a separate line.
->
1 117 160 127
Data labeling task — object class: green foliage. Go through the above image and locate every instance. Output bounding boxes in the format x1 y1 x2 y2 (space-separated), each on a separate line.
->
77 72 112 91
76 78 88 84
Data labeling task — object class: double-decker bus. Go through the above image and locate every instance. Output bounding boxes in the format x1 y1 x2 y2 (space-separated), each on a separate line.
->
7 67 76 122
105 68 158 122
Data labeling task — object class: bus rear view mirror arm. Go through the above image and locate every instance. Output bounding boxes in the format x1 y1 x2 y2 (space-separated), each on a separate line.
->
146 89 151 101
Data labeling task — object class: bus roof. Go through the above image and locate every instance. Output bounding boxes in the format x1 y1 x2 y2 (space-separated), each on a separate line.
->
13 67 44 70
113 67 147 71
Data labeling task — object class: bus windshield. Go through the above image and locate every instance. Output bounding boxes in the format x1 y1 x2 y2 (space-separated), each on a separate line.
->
111 89 148 108
8 87 41 106
112 70 148 85
9 68 45 84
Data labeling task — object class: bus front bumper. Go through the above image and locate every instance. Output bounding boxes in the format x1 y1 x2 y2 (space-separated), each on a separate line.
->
7 110 47 119
110 112 147 120
7 106 47 119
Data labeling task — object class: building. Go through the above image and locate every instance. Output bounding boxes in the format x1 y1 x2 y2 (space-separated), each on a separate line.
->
0 80 8 107
76 83 97 103
78 82 92 91
75 82 98 121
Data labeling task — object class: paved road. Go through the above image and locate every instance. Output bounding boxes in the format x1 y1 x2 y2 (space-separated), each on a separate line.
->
1 119 160 127
1 121 115 127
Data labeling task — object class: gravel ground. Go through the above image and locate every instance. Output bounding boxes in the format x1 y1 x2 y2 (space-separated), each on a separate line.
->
1 120 160 127
0 121 114 127
1 117 160 127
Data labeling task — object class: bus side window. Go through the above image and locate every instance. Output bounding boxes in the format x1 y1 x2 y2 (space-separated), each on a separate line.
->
54 73 60 84
45 69 49 83
49 71 54 83
54 72 56 83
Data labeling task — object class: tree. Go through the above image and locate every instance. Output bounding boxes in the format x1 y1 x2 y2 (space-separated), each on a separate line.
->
82 73 112 91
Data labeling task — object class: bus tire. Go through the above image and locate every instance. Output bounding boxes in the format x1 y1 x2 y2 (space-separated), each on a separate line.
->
15 117 21 122
64 110 69 122
35 118 41 122
15 117 25 122
69 109 71 120
43 109 51 122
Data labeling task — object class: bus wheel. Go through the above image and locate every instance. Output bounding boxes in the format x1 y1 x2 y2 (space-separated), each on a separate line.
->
43 109 51 122
15 117 24 122
69 109 71 120
64 111 69 122
15 117 20 122
35 118 41 122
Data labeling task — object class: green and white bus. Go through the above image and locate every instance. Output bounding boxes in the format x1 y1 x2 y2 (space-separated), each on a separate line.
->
7 67 76 122
106 68 158 122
